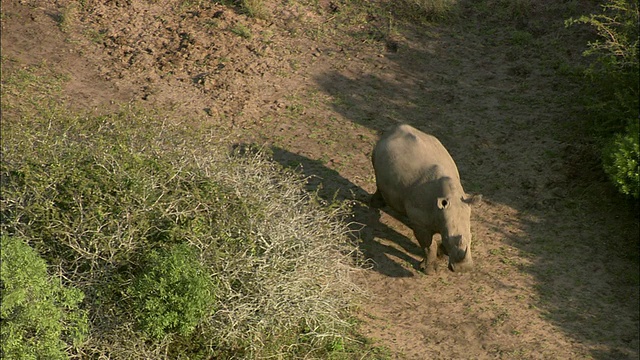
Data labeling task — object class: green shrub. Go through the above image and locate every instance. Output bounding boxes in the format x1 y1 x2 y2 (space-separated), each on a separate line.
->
567 0 638 71
0 234 87 359
565 0 638 134
566 0 639 199
128 243 216 340
603 119 640 199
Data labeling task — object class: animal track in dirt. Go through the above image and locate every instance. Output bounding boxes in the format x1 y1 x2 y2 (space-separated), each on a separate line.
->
2 0 638 359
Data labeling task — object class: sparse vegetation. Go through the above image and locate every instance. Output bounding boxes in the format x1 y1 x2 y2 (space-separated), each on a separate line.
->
56 3 78 33
231 22 252 38
398 0 459 21
1 62 364 358
239 0 270 19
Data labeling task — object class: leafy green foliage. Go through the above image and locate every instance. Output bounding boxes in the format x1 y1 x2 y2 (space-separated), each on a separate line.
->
0 234 88 359
566 0 639 199
603 119 640 199
567 0 638 71
128 244 216 339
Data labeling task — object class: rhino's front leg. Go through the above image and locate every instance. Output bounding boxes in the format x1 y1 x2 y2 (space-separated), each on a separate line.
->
414 227 437 274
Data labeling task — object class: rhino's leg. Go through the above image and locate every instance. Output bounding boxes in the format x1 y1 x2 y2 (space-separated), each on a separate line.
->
369 189 386 208
414 228 437 274
437 242 447 258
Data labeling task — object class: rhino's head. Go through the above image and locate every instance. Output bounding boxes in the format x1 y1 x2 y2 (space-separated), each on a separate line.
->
435 181 481 272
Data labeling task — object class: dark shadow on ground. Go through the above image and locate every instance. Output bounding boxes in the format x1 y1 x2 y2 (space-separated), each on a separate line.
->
313 5 640 359
233 143 425 278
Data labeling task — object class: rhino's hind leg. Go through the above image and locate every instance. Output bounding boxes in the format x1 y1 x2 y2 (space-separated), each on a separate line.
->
414 228 437 274
369 189 386 208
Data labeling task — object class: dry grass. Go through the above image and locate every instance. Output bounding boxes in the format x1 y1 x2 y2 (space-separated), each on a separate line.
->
1 63 365 359
240 0 271 19
404 0 458 20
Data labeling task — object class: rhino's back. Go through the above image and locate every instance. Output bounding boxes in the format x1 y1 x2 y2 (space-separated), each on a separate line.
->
373 124 461 212
374 124 459 181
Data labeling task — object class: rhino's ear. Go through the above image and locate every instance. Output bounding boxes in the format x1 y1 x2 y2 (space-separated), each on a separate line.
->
463 194 482 206
437 197 451 209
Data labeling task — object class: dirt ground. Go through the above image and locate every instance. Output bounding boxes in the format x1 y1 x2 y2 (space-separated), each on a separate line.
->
2 0 638 359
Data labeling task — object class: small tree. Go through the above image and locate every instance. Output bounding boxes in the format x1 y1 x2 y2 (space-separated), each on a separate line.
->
566 0 639 199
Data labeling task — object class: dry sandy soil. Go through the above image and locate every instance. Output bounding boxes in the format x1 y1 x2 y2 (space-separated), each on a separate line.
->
2 0 638 358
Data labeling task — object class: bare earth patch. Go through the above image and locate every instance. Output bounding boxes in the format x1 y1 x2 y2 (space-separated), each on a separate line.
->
2 0 638 359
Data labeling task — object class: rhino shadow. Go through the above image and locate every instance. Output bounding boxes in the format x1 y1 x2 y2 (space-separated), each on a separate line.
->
234 143 425 278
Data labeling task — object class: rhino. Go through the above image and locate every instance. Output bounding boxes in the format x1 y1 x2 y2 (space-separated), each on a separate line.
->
371 124 481 274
